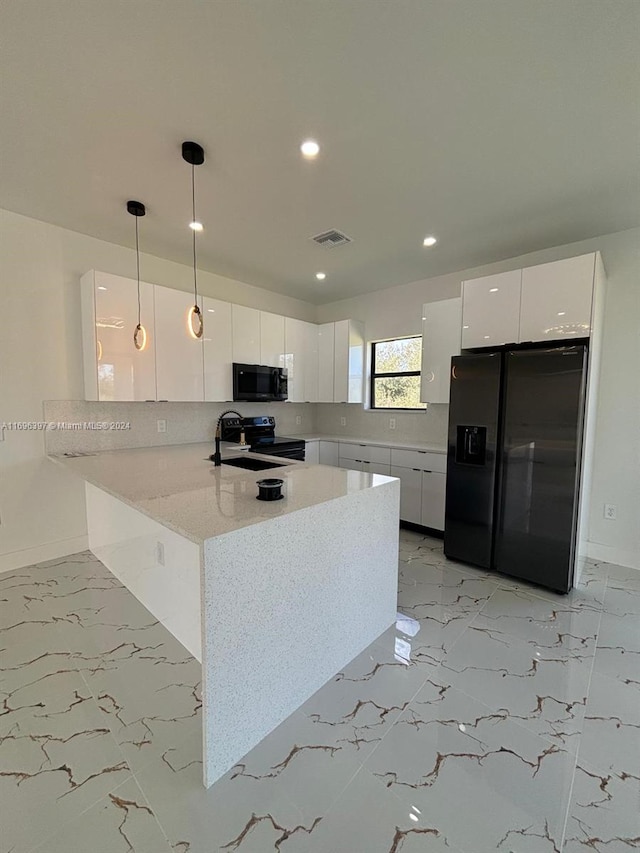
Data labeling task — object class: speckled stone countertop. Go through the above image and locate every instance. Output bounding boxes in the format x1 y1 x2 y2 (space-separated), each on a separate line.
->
293 433 447 453
49 442 396 544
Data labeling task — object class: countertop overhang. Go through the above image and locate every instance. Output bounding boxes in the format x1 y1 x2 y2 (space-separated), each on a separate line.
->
49 442 397 544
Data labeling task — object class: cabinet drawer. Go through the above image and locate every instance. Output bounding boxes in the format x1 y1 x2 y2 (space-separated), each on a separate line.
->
390 448 446 473
361 461 391 476
338 457 362 472
366 445 391 465
338 442 365 461
339 443 391 465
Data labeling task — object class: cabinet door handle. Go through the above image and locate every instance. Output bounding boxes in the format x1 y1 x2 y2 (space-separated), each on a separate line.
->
423 469 432 474
412 468 420 472
418 450 426 454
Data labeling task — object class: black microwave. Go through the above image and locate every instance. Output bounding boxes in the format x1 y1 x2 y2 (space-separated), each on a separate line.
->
232 363 288 402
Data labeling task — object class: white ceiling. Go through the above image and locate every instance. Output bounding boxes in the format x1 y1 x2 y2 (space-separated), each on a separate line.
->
1 0 638 304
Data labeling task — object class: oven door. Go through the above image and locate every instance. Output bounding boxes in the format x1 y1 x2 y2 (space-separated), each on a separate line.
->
252 443 305 461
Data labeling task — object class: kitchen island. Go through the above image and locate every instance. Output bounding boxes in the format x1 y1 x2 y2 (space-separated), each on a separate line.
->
50 443 400 787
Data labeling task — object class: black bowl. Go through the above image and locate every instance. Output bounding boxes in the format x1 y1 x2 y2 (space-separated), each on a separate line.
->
256 478 285 501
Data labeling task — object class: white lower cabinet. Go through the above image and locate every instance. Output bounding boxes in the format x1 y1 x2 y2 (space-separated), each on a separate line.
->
362 461 391 476
421 471 446 530
319 441 339 466
304 441 319 465
390 465 422 525
326 442 446 530
339 457 362 471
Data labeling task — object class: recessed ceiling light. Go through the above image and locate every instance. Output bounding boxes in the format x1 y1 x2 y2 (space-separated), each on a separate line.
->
300 139 320 158
189 221 204 232
315 272 326 281
489 287 499 293
484 335 490 339
463 325 470 329
557 311 566 316
97 286 107 291
207 308 215 313
422 235 437 247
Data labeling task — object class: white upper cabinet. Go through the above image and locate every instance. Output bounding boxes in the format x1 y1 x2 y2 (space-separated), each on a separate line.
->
284 318 319 403
203 297 233 402
420 297 462 404
154 287 204 401
317 323 335 402
303 321 319 403
519 254 595 343
260 311 285 368
461 270 522 348
232 305 260 364
81 270 157 401
334 319 365 404
284 318 305 402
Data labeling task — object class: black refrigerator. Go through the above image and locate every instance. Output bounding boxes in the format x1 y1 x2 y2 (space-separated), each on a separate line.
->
444 344 588 593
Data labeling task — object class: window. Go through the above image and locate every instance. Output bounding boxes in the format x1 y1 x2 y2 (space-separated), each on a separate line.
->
370 336 426 410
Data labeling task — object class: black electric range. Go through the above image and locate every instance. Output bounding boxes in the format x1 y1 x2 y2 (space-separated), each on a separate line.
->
220 416 305 461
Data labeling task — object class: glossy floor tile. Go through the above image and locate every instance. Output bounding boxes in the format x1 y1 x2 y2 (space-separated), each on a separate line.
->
1 533 638 852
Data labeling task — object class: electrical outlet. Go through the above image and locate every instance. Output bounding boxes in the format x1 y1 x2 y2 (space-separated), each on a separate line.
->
389 418 396 430
296 415 301 426
604 504 617 520
156 541 165 565
157 419 167 433
340 417 347 427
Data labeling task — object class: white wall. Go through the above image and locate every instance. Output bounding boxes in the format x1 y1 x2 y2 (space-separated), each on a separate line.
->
318 228 640 569
0 209 316 572
1 208 638 571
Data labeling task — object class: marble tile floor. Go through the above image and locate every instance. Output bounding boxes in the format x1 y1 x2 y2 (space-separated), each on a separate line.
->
1 531 638 852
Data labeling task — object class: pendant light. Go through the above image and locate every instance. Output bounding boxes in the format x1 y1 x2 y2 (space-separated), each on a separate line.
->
182 140 205 339
127 199 147 350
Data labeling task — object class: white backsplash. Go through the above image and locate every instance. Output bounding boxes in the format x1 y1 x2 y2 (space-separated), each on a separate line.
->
43 400 317 454
316 403 448 447
43 400 448 454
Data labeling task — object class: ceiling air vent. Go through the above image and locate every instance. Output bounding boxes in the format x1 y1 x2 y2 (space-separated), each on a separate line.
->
310 229 352 248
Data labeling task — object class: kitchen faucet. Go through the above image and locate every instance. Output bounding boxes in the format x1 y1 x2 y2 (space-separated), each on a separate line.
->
212 410 245 467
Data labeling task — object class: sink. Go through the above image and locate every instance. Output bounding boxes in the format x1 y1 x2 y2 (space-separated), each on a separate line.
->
222 456 287 471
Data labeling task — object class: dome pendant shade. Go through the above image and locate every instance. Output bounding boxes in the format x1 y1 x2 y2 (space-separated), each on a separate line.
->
182 141 205 166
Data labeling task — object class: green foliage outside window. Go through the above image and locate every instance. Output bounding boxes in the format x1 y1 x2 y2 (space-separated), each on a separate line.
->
371 337 426 409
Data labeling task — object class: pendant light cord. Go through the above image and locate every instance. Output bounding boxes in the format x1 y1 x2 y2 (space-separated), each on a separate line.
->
135 214 141 326
191 163 199 309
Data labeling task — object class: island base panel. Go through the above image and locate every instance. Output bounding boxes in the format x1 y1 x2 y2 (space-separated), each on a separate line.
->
85 483 202 661
202 478 400 787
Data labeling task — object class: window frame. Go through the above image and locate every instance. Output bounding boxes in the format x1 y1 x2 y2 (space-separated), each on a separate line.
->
369 335 425 411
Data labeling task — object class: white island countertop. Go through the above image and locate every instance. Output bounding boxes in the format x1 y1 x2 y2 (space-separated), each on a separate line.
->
50 442 395 544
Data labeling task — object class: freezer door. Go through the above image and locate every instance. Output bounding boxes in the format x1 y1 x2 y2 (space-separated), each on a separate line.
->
495 346 587 592
444 352 502 568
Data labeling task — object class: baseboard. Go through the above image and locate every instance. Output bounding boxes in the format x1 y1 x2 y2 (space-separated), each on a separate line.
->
0 535 89 574
585 541 640 571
